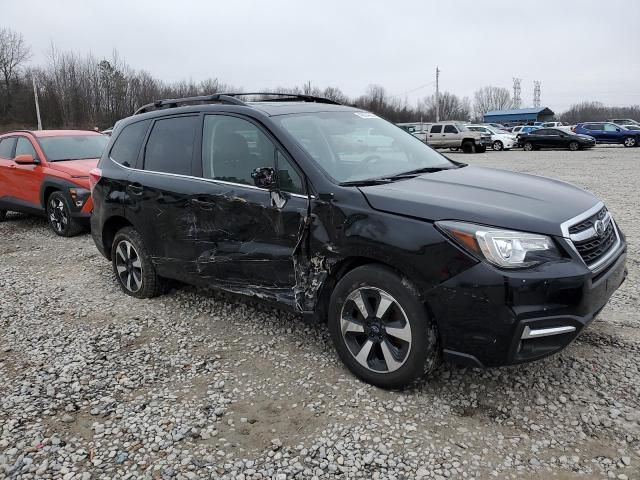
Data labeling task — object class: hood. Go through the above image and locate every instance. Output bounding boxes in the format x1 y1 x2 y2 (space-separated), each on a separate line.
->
359 166 599 236
46 159 98 177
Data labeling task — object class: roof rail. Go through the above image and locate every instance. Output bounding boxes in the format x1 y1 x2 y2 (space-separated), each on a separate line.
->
133 92 341 115
133 94 247 115
0 129 36 135
232 92 341 105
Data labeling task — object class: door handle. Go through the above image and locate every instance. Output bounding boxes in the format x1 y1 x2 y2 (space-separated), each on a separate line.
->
127 183 144 195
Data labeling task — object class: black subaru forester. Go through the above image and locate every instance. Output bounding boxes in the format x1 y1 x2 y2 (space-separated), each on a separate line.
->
90 93 627 389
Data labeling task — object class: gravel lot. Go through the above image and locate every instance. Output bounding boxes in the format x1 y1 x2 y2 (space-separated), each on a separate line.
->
1 145 638 480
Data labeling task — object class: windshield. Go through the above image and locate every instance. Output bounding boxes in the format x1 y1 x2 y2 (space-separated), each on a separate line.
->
276 111 455 183
38 135 109 161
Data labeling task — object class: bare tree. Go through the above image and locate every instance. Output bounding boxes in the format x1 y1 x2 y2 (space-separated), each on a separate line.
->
560 101 640 124
0 27 31 116
423 92 471 121
473 86 512 119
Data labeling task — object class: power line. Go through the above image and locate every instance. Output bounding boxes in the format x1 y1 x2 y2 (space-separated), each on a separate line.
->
389 80 436 99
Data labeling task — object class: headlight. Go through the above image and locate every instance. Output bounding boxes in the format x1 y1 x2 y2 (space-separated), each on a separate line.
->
436 221 561 268
69 188 90 208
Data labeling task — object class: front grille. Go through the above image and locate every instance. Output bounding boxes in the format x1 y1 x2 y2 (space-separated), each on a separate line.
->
573 222 616 264
569 206 607 234
568 206 618 267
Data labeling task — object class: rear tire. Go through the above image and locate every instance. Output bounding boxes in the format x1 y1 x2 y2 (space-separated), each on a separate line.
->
523 142 534 151
461 141 474 154
492 140 504 151
328 264 440 389
111 227 163 299
569 141 580 151
47 191 84 237
623 137 637 147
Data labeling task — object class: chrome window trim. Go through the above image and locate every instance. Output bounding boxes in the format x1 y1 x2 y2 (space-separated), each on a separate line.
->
108 157 311 199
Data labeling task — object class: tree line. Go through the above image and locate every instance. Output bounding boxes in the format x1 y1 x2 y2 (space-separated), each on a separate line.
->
1 27 638 131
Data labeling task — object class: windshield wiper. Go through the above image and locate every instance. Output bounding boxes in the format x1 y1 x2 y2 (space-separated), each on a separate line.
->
339 178 395 186
388 166 454 179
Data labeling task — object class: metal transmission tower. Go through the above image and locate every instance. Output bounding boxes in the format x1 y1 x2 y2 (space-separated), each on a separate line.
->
512 78 522 109
533 81 541 108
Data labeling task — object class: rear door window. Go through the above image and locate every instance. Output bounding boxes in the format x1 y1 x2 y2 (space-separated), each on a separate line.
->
585 123 603 131
430 125 442 134
15 137 37 157
143 116 198 175
0 137 16 159
110 120 151 167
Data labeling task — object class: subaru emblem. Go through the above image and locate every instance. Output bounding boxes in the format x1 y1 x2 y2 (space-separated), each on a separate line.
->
594 220 605 237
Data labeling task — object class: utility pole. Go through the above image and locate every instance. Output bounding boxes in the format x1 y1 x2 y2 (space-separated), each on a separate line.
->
435 67 440 122
32 77 42 130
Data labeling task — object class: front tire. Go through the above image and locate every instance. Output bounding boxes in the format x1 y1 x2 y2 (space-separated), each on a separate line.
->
111 227 163 299
492 140 504 151
461 141 474 154
328 265 440 389
47 191 83 237
475 145 487 153
523 142 534 151
569 141 580 151
623 137 637 147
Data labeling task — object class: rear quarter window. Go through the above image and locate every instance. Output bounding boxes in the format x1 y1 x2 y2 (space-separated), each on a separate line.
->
110 120 151 168
0 137 16 158
143 116 198 175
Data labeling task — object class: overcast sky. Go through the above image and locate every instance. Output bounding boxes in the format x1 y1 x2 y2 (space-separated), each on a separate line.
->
2 0 639 112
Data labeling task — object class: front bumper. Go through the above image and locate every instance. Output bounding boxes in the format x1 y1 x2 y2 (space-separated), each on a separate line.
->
427 241 627 368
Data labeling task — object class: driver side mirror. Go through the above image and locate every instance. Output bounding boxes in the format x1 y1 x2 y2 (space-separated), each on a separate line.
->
616 128 621 132
251 167 276 190
14 154 39 165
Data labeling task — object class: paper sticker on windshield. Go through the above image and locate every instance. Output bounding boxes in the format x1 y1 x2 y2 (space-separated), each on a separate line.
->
354 112 378 119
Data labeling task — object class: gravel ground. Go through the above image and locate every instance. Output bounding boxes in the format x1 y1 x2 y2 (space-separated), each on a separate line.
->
0 145 638 480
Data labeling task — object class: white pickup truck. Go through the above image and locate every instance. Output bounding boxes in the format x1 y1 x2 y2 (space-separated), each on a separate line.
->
425 122 492 153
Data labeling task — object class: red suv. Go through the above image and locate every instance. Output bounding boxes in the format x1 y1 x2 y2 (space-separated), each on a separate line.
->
0 130 108 236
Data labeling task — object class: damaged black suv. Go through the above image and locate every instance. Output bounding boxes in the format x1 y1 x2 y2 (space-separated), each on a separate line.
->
90 93 627 389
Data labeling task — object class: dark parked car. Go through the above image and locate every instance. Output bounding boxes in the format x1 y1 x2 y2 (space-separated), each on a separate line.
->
90 93 627 389
519 128 596 151
573 122 640 147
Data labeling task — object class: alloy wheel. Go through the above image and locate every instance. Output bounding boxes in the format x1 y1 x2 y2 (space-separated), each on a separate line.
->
340 287 412 373
624 137 636 147
492 140 503 151
48 198 68 233
115 240 143 293
523 142 533 151
569 141 579 151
